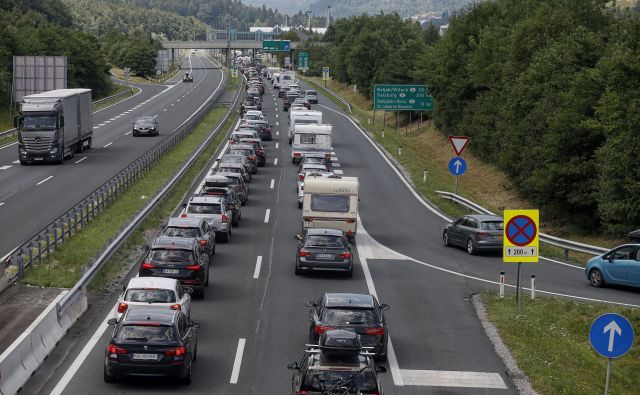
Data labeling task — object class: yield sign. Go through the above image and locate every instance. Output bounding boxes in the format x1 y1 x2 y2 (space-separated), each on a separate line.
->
448 136 471 156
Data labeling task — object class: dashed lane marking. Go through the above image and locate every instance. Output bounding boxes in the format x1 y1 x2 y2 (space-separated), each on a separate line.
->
253 256 263 279
74 157 87 164
275 143 279 149
270 179 275 189
36 176 53 186
0 165 11 170
229 338 246 384
264 209 270 223
103 142 113 148
274 158 278 166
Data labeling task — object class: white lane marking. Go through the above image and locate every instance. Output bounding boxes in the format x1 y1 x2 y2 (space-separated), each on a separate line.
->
49 319 110 395
276 131 279 136
170 103 175 107
275 142 279 149
12 160 19 164
270 179 275 189
0 202 4 207
401 370 507 389
163 108 168 112
0 165 12 170
253 256 263 279
0 141 18 150
98 123 106 127
276 121 279 126
264 209 270 223
229 338 246 384
109 117 116 121
334 169 344 175
124 131 132 136
103 142 113 148
104 120 111 124
275 114 279 118
274 158 278 166
541 255 583 270
74 157 87 164
36 176 53 186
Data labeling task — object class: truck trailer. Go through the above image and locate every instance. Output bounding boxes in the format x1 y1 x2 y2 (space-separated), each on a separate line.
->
15 88 93 164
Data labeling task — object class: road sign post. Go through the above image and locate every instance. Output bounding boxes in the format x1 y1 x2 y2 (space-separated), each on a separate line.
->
322 66 329 87
297 51 309 72
448 157 467 194
503 210 539 313
589 313 634 394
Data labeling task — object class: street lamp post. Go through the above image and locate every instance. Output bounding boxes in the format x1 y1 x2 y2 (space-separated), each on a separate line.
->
306 10 312 31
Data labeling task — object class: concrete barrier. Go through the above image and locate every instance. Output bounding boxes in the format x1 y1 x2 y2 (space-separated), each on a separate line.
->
0 291 87 395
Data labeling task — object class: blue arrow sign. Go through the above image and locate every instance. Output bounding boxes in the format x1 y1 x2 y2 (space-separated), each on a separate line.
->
590 313 634 358
448 157 467 176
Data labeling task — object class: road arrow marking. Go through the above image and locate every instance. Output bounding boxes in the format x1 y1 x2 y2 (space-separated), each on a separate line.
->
604 320 622 352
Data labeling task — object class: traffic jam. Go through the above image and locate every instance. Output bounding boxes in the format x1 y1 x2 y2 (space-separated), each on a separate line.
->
102 60 390 394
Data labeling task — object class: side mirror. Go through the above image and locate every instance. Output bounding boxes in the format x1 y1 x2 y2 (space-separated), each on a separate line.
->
115 284 125 292
182 203 187 208
107 318 118 326
59 116 64 127
143 244 150 251
190 320 201 329
184 287 194 295
287 361 299 370
376 365 387 374
380 304 390 310
607 256 613 262
304 301 316 308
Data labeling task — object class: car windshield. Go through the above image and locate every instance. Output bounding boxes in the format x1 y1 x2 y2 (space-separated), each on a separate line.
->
322 308 378 326
22 115 57 131
304 158 325 165
219 167 241 174
311 194 350 213
124 289 176 303
164 227 199 238
481 221 503 231
304 368 376 391
187 203 222 214
305 235 344 248
115 325 175 343
149 249 194 263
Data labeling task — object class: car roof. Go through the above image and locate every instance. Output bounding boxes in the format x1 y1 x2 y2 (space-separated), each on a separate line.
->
122 308 178 325
189 196 223 203
136 116 155 121
216 171 242 180
324 293 374 308
307 228 344 237
126 277 178 290
205 175 230 183
232 144 255 150
151 236 195 250
219 162 243 169
167 217 203 228
465 214 503 222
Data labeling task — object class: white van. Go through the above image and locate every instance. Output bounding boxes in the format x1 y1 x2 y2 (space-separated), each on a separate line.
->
292 124 332 163
302 176 359 237
275 70 296 90
267 67 280 81
289 110 322 144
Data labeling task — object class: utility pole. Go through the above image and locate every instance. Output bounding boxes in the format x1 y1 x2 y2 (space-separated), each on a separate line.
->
326 6 331 28
307 10 312 32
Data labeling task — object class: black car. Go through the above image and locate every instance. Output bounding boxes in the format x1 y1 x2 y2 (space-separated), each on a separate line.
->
139 236 210 299
288 329 386 394
295 229 353 276
132 116 159 136
278 87 290 98
443 214 503 255
283 93 300 111
307 293 389 361
162 217 216 257
183 72 193 82
198 185 242 226
239 138 266 166
104 309 199 384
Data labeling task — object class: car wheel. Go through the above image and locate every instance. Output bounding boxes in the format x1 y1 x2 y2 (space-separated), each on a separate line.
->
193 345 198 362
298 202 302 209
205 266 210 286
220 231 230 243
232 216 239 227
181 364 192 385
346 267 353 278
295 261 303 276
288 137 292 144
443 231 451 247
466 238 476 255
104 366 116 383
589 268 605 288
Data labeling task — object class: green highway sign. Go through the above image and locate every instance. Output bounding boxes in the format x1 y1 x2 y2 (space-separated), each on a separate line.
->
262 40 291 52
373 84 434 111
297 51 309 71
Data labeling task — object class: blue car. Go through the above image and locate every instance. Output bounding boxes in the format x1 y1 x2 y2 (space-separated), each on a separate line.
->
585 244 640 288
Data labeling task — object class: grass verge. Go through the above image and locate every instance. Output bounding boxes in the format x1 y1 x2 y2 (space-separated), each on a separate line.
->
482 293 640 395
302 77 624 263
22 102 235 289
111 66 180 84
92 85 139 112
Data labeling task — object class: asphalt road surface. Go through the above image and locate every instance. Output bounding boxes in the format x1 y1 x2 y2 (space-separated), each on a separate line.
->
24 74 640 395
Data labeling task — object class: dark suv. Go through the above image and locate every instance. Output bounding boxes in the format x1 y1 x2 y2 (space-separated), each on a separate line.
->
307 293 390 361
162 217 216 257
140 236 210 299
288 329 386 394
104 308 198 384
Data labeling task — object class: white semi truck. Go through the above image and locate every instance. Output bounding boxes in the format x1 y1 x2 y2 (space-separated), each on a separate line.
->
15 89 93 164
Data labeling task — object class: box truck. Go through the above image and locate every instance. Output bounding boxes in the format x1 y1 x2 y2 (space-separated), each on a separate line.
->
15 89 93 164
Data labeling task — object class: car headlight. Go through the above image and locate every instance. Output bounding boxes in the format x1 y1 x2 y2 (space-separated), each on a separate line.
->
50 147 58 154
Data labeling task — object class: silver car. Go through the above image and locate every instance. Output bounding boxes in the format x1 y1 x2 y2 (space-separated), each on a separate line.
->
182 196 232 242
221 153 255 175
443 214 503 255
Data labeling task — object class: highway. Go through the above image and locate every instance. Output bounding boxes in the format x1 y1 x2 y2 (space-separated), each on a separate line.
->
0 53 224 260
24 75 640 395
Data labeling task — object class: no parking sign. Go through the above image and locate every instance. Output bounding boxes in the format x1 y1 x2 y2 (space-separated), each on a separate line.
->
503 210 539 263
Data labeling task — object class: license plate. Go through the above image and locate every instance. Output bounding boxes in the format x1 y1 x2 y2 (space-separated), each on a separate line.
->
132 353 157 360
316 254 334 260
34 157 44 161
163 269 179 275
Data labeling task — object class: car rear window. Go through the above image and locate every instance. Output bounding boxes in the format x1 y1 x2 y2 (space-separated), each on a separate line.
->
164 227 199 238
304 368 376 391
322 308 378 326
305 235 344 248
187 203 222 214
149 249 194 263
311 194 350 213
124 289 176 303
481 221 503 231
219 167 241 174
116 325 175 343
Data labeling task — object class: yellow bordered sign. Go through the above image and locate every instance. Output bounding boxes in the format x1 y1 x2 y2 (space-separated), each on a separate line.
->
503 209 539 262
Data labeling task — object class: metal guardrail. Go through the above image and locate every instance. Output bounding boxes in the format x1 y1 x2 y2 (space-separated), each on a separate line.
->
2 68 235 294
0 128 17 139
436 191 610 258
304 78 352 114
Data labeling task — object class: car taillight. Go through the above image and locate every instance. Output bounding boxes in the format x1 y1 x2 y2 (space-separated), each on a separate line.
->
478 232 490 237
199 240 208 246
339 252 352 259
164 346 187 357
142 262 156 269
298 174 304 181
170 304 181 311
222 213 230 223
303 217 313 222
180 213 187 218
107 343 127 355
314 325 333 334
346 230 353 236
296 391 309 395
185 264 201 271
117 302 128 314
298 249 311 257
366 327 385 336
346 219 355 223
293 152 301 157
249 155 256 160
